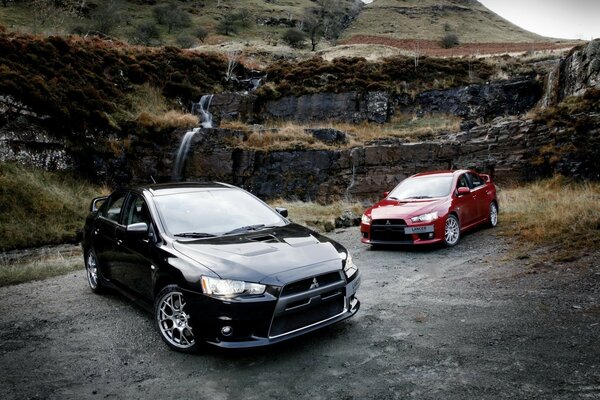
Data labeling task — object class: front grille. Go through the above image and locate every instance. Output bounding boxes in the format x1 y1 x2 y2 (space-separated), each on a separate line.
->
269 295 344 337
281 271 343 296
372 219 406 226
371 219 413 243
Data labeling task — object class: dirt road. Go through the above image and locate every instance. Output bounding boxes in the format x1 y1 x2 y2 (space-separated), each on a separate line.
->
1 228 599 399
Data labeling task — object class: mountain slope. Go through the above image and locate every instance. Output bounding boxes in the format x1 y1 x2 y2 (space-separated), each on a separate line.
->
343 0 551 43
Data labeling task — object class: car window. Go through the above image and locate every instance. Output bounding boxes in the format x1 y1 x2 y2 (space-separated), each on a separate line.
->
125 195 151 226
457 174 469 190
101 193 127 223
388 176 453 200
468 173 484 188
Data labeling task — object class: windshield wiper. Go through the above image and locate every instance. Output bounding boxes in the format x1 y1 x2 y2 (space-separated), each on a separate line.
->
174 232 216 238
223 224 266 235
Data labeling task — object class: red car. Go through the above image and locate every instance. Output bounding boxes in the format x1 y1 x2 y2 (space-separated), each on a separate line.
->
360 170 498 247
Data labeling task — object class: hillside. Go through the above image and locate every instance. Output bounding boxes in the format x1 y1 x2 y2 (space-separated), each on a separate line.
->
0 0 574 60
343 0 550 43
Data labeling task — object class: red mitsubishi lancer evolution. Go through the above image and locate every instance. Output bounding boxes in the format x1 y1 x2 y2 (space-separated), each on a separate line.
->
360 170 498 247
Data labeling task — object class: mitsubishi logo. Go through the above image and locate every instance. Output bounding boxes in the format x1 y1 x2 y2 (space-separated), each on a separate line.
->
309 277 319 289
386 220 391 225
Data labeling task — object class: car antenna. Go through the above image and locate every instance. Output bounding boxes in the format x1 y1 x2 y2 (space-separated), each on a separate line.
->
150 176 157 184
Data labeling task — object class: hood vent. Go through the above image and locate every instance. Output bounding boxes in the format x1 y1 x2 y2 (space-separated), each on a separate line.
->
248 234 279 244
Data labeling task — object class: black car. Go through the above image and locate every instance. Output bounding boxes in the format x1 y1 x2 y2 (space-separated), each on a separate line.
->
82 182 361 352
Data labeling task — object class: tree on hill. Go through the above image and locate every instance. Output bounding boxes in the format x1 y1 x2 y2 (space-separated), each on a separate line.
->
216 9 253 36
282 28 307 49
301 0 347 51
153 4 191 33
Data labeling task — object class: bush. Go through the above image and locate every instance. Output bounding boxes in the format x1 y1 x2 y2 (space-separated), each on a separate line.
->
153 4 191 33
282 29 307 48
132 22 161 46
175 35 196 49
194 26 208 42
441 33 459 49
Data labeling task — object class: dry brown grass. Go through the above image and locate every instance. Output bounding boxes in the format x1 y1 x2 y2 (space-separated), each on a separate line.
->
269 200 364 232
227 114 461 151
122 84 199 130
498 177 600 252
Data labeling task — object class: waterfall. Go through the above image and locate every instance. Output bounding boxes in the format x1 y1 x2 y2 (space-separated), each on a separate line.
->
345 148 359 201
172 127 201 181
192 94 214 128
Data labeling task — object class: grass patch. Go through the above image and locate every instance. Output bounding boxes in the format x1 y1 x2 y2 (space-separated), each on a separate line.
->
498 177 600 251
223 114 461 150
0 163 108 251
269 200 364 232
0 248 83 287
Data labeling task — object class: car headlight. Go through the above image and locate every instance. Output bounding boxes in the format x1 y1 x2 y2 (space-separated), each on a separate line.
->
411 212 439 223
361 214 372 225
340 252 358 280
201 276 266 297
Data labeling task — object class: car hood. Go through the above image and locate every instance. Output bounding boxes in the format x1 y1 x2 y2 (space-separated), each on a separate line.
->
171 224 344 286
369 198 447 220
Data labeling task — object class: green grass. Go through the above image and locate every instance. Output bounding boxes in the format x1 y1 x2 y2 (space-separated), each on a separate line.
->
0 163 107 251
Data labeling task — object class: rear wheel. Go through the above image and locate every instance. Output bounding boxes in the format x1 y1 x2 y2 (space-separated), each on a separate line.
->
488 202 498 227
444 214 460 247
154 285 198 353
85 250 103 294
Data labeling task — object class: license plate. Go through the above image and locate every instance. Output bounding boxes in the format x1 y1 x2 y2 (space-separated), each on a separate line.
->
405 225 434 234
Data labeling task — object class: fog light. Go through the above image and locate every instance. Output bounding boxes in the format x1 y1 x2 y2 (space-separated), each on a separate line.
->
428 233 434 239
221 326 233 336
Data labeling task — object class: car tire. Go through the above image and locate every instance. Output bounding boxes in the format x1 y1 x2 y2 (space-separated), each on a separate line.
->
444 214 460 247
154 285 198 353
85 249 103 294
488 202 498 228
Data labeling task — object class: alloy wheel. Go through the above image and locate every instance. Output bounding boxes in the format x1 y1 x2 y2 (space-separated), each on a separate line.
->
444 215 460 246
489 203 498 227
157 290 195 349
85 251 100 291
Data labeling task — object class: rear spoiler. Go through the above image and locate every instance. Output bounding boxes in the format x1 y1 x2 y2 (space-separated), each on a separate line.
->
90 196 109 213
480 174 492 183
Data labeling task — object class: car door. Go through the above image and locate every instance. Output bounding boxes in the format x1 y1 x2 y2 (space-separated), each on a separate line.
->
111 193 155 300
467 172 487 222
93 191 128 281
453 173 479 228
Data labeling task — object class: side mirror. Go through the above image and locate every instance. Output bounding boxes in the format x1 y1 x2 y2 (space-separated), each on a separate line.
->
275 207 288 218
383 191 389 198
127 222 148 234
90 196 108 212
457 187 470 196
481 174 491 183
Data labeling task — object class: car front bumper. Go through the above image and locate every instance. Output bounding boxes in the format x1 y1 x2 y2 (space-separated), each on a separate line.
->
183 271 361 348
360 219 445 245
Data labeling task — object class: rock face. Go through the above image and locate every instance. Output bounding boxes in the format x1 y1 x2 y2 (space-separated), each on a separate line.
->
260 91 391 123
209 93 258 124
543 39 600 106
410 79 543 120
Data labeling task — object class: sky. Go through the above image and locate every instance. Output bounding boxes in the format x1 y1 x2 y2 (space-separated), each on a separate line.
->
361 0 600 40
478 0 600 40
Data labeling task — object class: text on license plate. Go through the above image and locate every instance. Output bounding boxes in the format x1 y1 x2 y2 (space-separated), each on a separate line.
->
405 225 434 234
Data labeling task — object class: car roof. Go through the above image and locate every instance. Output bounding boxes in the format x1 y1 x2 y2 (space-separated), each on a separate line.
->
130 182 235 197
411 170 470 178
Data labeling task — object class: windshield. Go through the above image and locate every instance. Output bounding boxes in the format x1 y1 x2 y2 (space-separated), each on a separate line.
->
388 176 453 200
154 189 286 237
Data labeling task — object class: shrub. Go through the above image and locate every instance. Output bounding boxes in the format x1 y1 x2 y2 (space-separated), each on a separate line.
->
440 33 460 49
194 26 208 42
153 4 191 33
132 22 161 46
282 29 307 49
175 35 196 49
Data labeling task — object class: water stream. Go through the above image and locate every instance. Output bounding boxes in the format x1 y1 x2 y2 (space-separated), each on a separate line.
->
172 95 215 181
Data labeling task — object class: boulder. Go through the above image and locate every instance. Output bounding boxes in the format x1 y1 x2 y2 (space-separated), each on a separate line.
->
306 128 348 144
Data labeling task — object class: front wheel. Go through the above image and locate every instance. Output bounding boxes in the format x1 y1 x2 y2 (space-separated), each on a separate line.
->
488 202 498 228
85 250 103 294
444 214 460 247
154 285 198 353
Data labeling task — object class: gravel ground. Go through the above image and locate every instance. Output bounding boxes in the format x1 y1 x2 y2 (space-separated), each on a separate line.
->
1 227 599 400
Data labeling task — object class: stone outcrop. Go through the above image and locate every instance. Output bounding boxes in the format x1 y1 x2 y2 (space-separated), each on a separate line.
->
260 91 391 123
543 39 600 107
409 79 543 120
